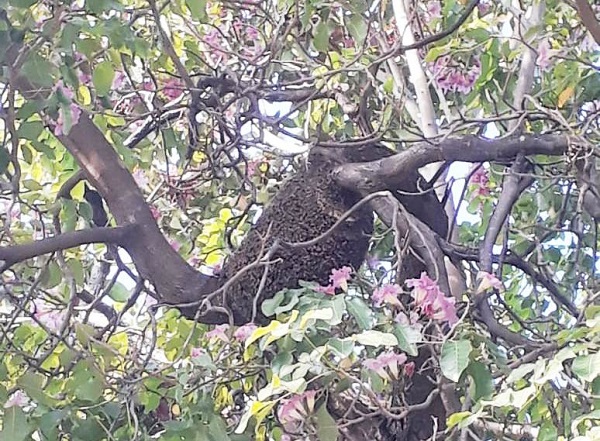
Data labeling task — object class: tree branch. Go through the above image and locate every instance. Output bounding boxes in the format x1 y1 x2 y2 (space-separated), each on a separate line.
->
0 226 133 271
439 241 580 317
6 43 215 308
573 0 600 45
474 156 538 346
334 134 571 193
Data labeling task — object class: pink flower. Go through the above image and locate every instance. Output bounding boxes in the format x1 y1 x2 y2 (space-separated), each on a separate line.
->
363 351 407 380
246 159 260 178
404 361 416 378
329 266 352 291
33 301 66 333
406 272 438 305
406 273 458 325
54 80 74 100
112 71 127 90
78 71 92 85
245 26 259 41
470 167 490 197
4 390 30 408
191 347 205 358
432 56 480 94
477 1 491 16
477 271 504 292
315 284 336 295
277 390 317 428
394 311 422 332
168 239 181 252
372 284 402 307
206 324 229 342
141 79 155 91
432 295 458 325
426 1 441 19
234 323 257 341
149 205 161 220
536 39 553 71
54 103 82 136
162 78 183 100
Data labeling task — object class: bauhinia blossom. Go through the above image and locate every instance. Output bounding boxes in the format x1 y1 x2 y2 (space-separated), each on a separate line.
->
277 390 317 429
316 266 353 295
372 283 402 307
233 323 258 342
205 324 230 342
330 266 352 291
406 272 458 325
190 347 206 358
363 351 408 380
4 390 30 408
33 300 66 333
470 167 491 197
476 271 504 293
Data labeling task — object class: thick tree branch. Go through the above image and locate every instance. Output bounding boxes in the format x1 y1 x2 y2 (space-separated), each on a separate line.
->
334 134 571 193
573 0 600 45
369 194 451 296
6 44 216 309
510 1 545 125
0 226 133 271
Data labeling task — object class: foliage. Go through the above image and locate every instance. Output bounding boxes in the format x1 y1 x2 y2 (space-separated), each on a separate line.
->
0 0 599 440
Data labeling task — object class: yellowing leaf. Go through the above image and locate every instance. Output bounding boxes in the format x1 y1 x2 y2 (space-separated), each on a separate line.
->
71 180 85 200
447 411 473 428
299 308 334 329
246 321 282 346
235 400 275 434
78 85 92 105
557 86 574 108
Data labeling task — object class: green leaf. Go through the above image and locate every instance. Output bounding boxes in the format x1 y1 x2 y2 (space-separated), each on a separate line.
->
16 121 44 141
60 197 78 232
330 295 346 325
17 371 57 407
74 373 104 403
352 330 398 347
440 340 472 382
345 297 372 330
313 21 329 53
538 421 558 441
9 0 37 10
39 410 67 440
467 361 494 400
208 415 230 440
506 363 535 384
186 0 207 20
572 353 600 382
392 324 420 357
347 14 367 44
92 61 115 96
22 179 42 191
0 407 33 441
108 281 130 302
262 289 299 316
20 53 56 87
41 260 62 289
314 404 339 441
328 338 354 358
